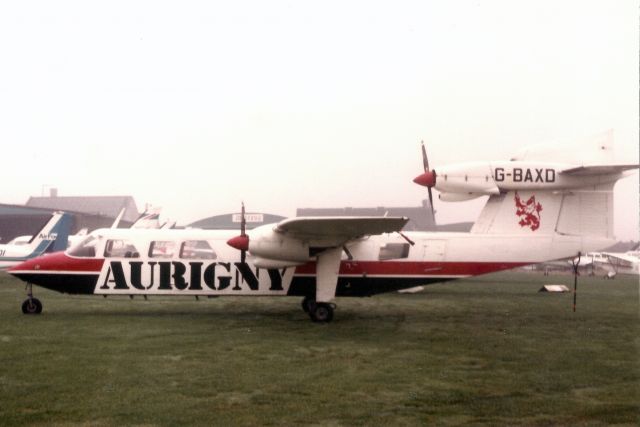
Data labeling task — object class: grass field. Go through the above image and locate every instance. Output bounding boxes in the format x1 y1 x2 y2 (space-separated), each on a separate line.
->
0 271 638 426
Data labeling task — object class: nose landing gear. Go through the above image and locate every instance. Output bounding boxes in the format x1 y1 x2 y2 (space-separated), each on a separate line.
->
21 284 42 315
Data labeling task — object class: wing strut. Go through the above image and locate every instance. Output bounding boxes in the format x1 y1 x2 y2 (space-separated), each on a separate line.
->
316 247 342 303
304 247 343 323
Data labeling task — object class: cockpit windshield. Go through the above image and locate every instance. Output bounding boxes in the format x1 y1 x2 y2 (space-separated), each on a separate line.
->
67 235 98 258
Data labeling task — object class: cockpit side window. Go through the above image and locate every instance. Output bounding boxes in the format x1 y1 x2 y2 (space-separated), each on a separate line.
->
67 236 98 258
180 240 217 260
104 239 140 258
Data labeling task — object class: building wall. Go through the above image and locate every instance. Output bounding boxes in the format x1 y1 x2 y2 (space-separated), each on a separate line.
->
25 195 139 223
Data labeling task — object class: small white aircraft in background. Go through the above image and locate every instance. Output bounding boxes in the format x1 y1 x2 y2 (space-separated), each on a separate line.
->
130 207 161 229
576 247 640 278
129 206 175 229
8 131 636 321
0 212 72 270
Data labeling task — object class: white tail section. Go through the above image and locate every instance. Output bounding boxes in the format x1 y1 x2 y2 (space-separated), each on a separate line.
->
511 129 614 165
471 191 563 235
555 184 614 239
471 185 614 241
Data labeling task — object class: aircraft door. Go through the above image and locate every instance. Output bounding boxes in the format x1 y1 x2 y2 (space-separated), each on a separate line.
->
423 239 446 262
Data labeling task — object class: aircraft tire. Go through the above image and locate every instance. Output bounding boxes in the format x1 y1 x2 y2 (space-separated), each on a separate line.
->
22 298 42 315
309 302 333 323
301 297 313 313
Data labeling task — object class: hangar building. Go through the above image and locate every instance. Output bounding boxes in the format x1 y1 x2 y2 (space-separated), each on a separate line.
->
0 193 140 243
26 194 139 223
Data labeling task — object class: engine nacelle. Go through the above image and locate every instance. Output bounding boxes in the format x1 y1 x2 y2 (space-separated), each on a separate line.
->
248 225 310 263
435 162 499 195
252 257 306 269
438 192 484 202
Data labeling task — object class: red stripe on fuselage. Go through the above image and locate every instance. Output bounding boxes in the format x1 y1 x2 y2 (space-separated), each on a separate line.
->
10 252 528 279
8 251 104 273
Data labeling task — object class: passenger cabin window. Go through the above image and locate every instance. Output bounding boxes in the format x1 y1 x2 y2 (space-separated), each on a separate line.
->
149 241 176 258
67 236 98 258
379 243 410 261
180 240 217 260
104 239 140 258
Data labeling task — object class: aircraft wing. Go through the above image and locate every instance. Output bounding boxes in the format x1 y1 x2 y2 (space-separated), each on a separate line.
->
559 164 639 176
274 216 409 241
602 252 638 265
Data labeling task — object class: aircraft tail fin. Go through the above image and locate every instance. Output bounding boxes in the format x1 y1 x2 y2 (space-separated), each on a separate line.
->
131 207 161 229
25 212 73 256
510 129 615 165
110 208 126 229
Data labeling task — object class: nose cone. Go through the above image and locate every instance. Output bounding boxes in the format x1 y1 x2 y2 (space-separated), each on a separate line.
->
413 170 436 187
227 235 249 252
8 251 64 274
8 251 105 293
9 251 104 275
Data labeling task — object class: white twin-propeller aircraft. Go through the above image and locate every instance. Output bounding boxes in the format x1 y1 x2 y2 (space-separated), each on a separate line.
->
8 131 638 322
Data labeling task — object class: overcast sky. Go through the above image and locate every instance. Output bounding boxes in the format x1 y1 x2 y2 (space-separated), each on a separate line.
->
0 1 638 239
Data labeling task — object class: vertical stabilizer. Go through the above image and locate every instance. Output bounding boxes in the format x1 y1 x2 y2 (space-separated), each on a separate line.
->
25 212 73 256
511 129 614 165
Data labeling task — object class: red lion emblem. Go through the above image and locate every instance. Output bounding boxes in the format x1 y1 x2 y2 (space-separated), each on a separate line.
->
514 192 543 231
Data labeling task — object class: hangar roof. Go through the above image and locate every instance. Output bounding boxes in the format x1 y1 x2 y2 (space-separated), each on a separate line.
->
25 196 139 223
0 204 54 216
188 212 287 230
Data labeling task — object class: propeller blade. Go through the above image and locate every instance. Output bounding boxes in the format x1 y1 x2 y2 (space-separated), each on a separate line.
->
421 140 429 172
419 141 436 224
241 202 247 263
241 202 246 237
427 187 436 225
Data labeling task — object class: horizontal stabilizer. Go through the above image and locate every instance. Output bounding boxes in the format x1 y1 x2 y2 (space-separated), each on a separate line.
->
560 164 639 176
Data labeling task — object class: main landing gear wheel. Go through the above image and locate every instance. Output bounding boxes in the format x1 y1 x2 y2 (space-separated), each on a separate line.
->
22 298 42 315
301 297 313 313
308 302 334 323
